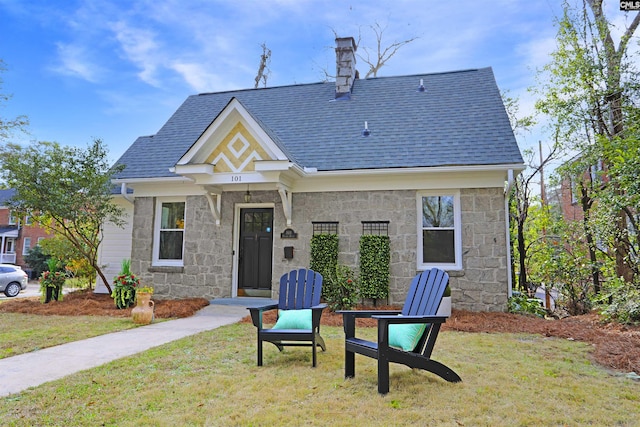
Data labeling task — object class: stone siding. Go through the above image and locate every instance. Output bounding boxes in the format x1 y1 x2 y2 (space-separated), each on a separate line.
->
131 187 509 311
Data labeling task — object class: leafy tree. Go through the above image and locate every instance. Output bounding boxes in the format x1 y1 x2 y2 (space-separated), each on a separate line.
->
536 0 640 283
510 145 560 294
0 139 125 293
39 233 96 286
22 245 50 279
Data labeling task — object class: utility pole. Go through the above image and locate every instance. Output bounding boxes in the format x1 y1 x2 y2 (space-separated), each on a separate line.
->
539 140 545 206
539 140 551 311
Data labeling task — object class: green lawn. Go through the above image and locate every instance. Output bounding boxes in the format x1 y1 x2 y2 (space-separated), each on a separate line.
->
0 313 138 359
1 322 638 426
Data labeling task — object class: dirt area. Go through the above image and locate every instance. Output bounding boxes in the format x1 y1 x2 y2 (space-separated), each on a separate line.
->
1 290 639 374
0 289 210 319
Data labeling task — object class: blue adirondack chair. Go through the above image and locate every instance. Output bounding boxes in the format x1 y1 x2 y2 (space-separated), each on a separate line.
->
248 268 327 367
340 268 462 394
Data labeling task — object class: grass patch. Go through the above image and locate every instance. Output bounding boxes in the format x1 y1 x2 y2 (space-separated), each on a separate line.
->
0 313 138 359
0 324 638 426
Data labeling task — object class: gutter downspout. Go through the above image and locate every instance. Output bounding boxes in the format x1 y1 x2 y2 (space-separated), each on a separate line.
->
120 183 134 204
504 169 515 298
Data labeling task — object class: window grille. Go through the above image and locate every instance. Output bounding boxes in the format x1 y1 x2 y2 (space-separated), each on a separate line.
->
362 221 389 236
312 221 338 235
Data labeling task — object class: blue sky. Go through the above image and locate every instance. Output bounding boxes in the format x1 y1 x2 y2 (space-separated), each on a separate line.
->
0 1 634 166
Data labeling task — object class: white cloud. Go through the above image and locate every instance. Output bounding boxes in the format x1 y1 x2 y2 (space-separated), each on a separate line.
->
52 42 102 82
170 62 234 93
110 20 162 86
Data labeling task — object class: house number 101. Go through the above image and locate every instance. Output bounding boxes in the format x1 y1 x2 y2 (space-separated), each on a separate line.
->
231 175 242 182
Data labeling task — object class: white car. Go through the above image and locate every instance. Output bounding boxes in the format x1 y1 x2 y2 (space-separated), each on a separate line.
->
0 264 29 297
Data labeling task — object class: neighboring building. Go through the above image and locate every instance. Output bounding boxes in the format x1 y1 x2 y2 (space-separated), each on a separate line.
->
98 37 524 311
0 188 52 273
559 157 607 223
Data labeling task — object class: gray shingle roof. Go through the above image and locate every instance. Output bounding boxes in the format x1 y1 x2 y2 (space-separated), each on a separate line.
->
113 67 523 179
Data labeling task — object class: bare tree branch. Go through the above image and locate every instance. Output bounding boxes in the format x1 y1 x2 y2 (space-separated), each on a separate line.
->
358 22 418 79
254 43 271 89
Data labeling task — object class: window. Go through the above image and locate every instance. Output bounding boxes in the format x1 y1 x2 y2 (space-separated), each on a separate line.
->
22 237 32 255
6 239 15 254
417 191 462 270
153 199 186 266
570 178 578 205
8 211 17 225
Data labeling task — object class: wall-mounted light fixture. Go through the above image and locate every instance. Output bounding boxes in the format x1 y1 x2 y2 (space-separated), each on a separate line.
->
244 185 252 203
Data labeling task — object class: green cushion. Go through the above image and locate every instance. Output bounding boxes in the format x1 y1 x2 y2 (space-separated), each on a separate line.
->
388 322 427 351
273 309 313 330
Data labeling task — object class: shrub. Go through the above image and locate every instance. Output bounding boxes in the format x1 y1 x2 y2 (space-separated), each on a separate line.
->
23 245 50 279
508 292 546 317
597 277 640 324
324 264 359 311
39 258 65 303
111 259 140 309
359 235 390 304
310 234 338 298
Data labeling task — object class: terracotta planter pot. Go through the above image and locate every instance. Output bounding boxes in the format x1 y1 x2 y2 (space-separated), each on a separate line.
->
132 292 155 325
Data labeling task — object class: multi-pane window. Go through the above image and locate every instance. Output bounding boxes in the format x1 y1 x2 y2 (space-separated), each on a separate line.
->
417 192 461 269
154 199 185 265
22 237 32 255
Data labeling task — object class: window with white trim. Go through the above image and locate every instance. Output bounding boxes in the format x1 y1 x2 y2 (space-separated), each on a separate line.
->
153 199 186 266
8 211 17 225
417 191 462 270
22 237 32 255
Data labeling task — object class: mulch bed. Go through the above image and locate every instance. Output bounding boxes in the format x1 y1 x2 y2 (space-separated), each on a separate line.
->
0 289 210 319
2 291 639 374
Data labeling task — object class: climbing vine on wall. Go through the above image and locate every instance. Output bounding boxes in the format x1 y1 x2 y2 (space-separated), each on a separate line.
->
359 234 390 303
310 234 339 295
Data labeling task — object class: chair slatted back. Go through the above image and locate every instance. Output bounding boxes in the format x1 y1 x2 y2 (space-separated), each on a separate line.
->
278 268 323 310
401 268 449 316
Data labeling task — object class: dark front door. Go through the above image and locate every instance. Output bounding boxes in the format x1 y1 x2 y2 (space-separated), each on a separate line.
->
238 208 274 296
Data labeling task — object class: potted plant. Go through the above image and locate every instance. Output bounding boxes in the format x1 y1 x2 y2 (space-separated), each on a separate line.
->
39 258 66 303
132 285 155 325
111 259 140 309
437 284 452 317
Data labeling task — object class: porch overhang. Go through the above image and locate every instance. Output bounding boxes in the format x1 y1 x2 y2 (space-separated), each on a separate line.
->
171 161 306 226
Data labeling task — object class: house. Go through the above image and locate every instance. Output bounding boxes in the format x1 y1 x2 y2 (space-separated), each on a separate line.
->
0 188 52 275
559 156 607 223
98 37 524 311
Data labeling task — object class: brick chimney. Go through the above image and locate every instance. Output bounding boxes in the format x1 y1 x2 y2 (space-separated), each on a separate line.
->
335 37 358 100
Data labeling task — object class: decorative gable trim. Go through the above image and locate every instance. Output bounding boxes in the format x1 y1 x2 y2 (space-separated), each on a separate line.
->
176 97 288 167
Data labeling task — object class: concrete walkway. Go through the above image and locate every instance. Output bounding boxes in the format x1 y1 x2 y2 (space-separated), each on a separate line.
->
0 303 252 397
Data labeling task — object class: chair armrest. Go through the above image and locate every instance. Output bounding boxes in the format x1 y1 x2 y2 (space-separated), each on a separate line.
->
248 303 279 312
337 310 402 319
310 304 327 329
248 304 279 329
338 310 402 338
372 314 448 324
